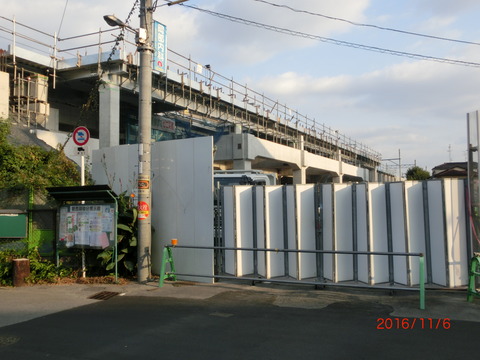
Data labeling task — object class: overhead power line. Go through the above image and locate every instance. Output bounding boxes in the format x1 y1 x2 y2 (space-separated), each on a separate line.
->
253 0 480 47
180 4 480 68
57 0 69 37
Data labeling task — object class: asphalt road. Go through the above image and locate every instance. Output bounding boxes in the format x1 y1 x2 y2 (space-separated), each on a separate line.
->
0 286 478 359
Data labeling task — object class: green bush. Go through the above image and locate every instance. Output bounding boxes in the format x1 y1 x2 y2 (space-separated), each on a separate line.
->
0 249 21 286
27 248 73 284
0 247 73 286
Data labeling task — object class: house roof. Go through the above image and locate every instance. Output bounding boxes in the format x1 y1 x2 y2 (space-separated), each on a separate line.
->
431 162 468 178
432 162 467 171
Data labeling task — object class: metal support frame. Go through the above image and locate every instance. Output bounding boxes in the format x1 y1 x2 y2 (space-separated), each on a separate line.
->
385 183 394 284
314 184 324 282
422 181 433 284
158 246 176 287
252 186 258 276
351 185 357 282
282 186 289 276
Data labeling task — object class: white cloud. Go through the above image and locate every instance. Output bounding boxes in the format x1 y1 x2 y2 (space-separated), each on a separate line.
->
247 51 480 169
415 0 480 16
167 0 371 66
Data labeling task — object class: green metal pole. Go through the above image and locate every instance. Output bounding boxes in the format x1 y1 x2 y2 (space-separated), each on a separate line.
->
468 256 480 302
419 254 425 310
159 247 168 287
468 258 475 302
28 187 34 249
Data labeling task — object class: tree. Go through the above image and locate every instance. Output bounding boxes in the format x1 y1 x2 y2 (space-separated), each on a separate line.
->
406 166 430 180
0 121 80 190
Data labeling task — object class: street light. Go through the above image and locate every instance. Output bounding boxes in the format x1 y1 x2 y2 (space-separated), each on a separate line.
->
103 15 128 28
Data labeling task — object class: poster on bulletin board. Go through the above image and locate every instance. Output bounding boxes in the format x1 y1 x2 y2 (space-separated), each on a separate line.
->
58 204 115 249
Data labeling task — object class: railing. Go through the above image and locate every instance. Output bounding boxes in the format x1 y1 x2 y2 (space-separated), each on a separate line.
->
0 15 390 173
165 48 382 165
159 244 426 310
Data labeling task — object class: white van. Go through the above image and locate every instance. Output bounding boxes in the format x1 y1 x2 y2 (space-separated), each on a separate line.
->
213 170 276 187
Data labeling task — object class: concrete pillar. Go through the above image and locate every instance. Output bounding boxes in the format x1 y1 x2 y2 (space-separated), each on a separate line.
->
46 107 59 131
233 159 252 170
332 175 343 184
293 168 306 184
293 135 307 184
232 132 253 170
99 82 120 148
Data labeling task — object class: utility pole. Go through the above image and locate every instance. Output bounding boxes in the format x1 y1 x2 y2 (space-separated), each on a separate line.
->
137 0 153 283
105 0 189 282
398 149 401 180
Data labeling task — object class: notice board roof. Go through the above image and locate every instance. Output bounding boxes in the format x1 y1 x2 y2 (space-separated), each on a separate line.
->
47 185 118 202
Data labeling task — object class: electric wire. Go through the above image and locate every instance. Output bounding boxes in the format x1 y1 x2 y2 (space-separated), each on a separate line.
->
179 3 480 68
253 0 480 47
57 0 69 38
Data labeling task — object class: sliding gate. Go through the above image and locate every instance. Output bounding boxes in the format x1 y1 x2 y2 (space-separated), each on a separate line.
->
214 180 471 288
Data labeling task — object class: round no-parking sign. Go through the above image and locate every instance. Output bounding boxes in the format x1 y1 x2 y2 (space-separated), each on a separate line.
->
73 126 90 146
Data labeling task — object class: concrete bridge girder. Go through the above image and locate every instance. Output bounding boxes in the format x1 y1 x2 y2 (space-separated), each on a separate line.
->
215 133 368 184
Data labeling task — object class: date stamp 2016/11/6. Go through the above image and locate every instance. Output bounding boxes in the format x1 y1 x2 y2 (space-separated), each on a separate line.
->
376 318 451 330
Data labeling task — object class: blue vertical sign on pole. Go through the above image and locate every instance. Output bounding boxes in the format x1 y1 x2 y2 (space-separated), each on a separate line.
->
153 20 167 73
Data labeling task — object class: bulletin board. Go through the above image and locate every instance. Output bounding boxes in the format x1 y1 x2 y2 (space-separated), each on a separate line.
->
0 211 27 238
58 204 115 249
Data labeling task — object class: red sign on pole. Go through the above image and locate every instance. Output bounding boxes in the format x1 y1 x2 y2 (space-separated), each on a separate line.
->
73 127 90 146
138 201 150 220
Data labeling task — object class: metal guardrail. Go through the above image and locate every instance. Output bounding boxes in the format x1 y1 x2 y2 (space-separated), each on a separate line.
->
159 244 426 310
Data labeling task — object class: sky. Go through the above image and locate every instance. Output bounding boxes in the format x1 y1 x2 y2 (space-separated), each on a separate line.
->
2 0 480 173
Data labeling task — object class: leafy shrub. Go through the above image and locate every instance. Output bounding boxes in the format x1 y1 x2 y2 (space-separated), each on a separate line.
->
0 247 73 286
0 249 21 286
97 193 138 276
27 248 73 284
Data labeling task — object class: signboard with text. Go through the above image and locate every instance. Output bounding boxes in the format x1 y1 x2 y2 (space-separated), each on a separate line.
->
153 21 167 73
138 201 150 220
58 204 115 249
